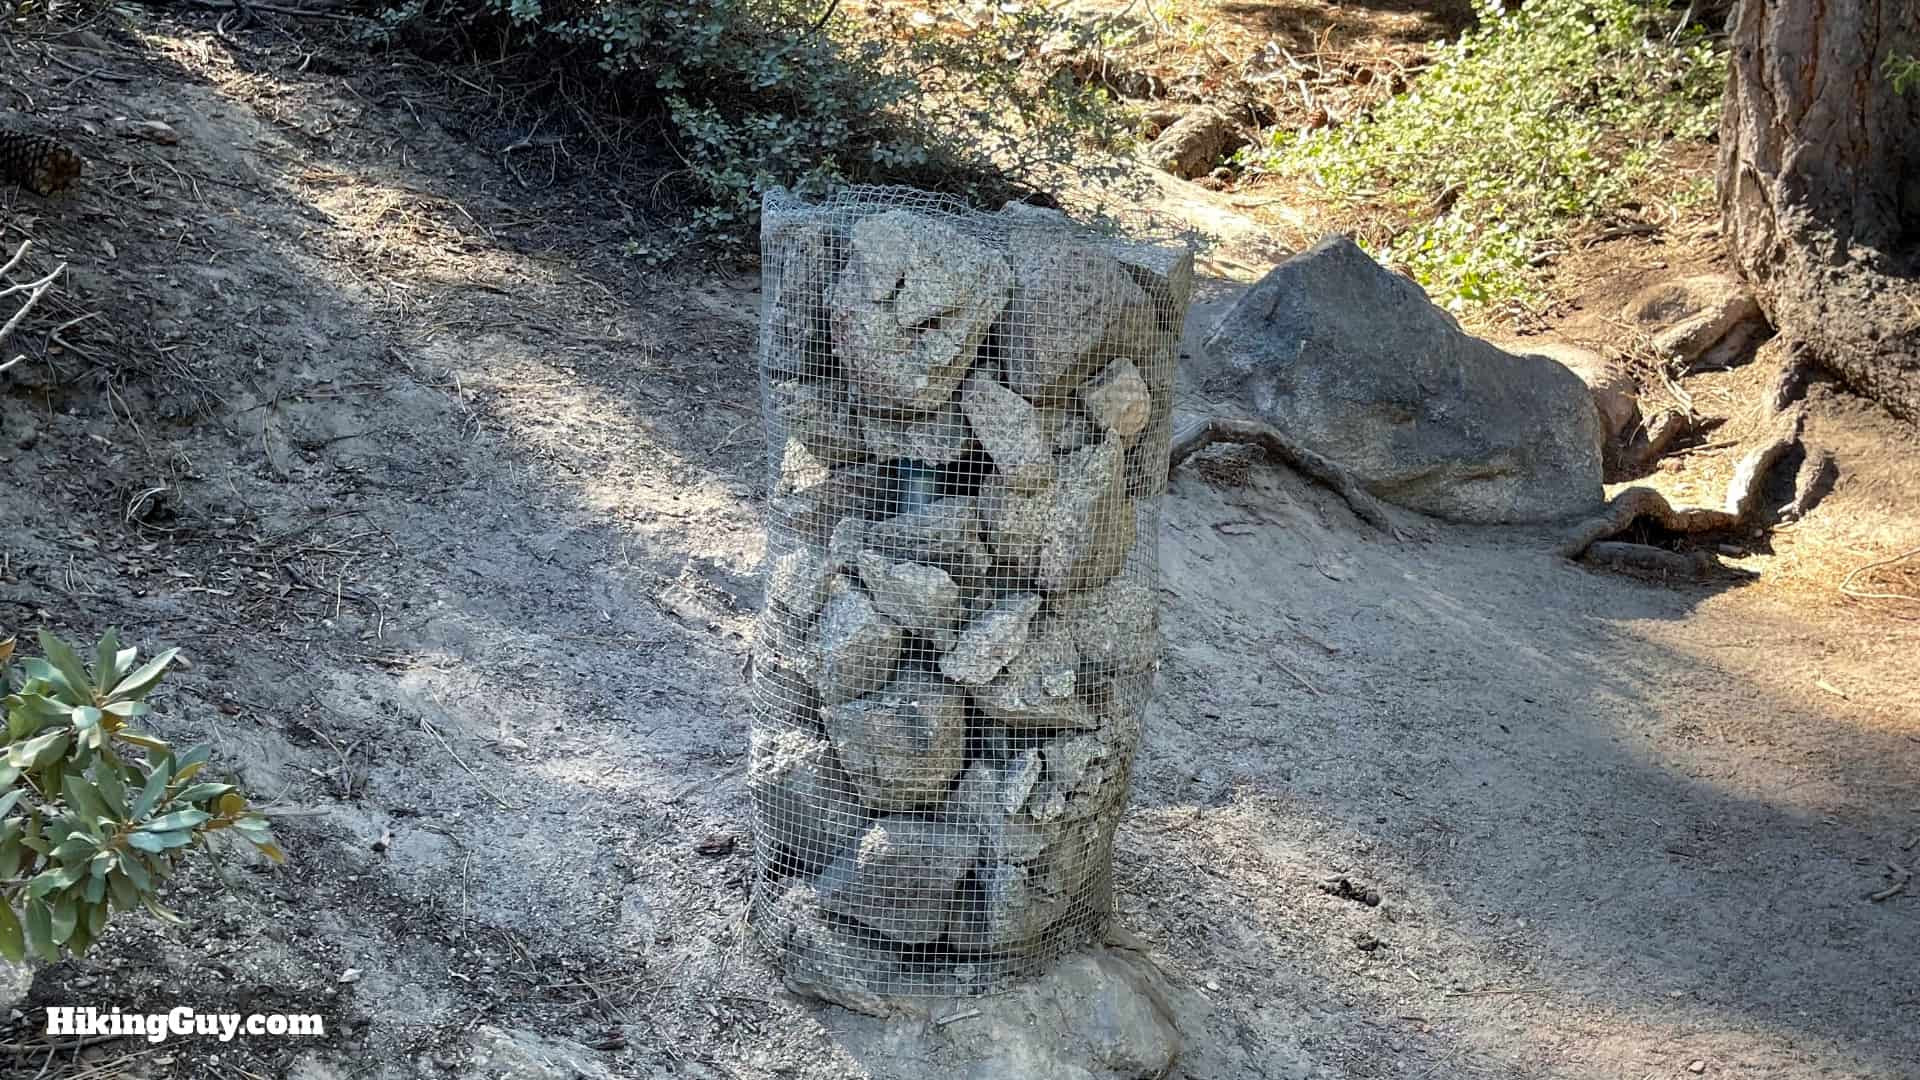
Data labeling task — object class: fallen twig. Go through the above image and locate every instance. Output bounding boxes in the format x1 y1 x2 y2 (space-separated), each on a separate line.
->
1169 416 1410 540
1839 544 1920 604
1868 863 1911 903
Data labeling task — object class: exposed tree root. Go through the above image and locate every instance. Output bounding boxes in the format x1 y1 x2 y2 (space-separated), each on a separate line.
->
1584 542 1727 579
1616 409 1695 479
1558 406 1806 564
1169 416 1410 540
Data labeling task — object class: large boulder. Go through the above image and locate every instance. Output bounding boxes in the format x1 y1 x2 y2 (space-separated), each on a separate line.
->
1204 236 1604 523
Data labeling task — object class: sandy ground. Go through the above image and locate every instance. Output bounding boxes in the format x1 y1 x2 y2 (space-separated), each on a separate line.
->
0 10 1916 1080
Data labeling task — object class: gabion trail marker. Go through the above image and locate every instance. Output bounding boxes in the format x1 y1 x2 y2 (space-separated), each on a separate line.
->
747 185 1192 1004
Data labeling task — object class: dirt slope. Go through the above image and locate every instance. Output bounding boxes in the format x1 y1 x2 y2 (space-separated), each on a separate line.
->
0 12 1915 1080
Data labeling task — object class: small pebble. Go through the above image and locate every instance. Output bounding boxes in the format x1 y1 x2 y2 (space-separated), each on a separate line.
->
1687 1062 1706 1075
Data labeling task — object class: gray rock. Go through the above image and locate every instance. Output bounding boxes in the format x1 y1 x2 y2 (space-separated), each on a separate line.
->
1114 243 1196 340
1045 733 1112 799
813 581 904 704
1144 105 1245 179
944 947 1187 1080
977 466 1056 581
1622 272 1769 369
1059 576 1159 676
941 592 1044 686
466 1024 617 1080
747 730 866 861
1002 244 1152 405
1081 358 1152 440
1499 340 1640 442
817 816 979 944
766 219 844 374
1038 402 1099 453
950 757 1053 863
1039 436 1135 594
824 669 968 812
757 883 909 1017
857 551 964 651
767 545 836 621
973 616 1093 729
948 859 1069 953
865 496 993 587
858 392 972 466
773 379 864 465
832 212 1010 414
961 370 1052 490
1204 235 1604 523
0 960 30 1013
770 460 887 546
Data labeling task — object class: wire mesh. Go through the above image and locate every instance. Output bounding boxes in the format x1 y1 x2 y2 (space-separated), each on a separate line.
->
746 185 1192 1001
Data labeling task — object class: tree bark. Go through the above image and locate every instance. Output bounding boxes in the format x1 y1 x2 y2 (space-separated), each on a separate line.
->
1719 0 1920 422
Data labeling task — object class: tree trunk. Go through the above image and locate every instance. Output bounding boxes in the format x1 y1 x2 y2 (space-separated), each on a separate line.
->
1719 0 1920 422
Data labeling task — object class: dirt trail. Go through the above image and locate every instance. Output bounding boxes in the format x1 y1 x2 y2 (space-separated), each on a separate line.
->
0 14 1915 1080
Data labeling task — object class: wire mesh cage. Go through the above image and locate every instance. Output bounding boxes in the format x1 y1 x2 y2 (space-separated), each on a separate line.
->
746 185 1192 1002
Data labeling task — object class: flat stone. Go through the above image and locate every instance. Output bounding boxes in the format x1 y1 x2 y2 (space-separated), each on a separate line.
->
1081 358 1152 440
858 392 972 466
1622 272 1768 369
960 370 1052 490
816 816 979 944
813 581 904 704
1039 436 1134 594
972 616 1093 729
857 551 963 651
755 883 908 1017
767 545 836 621
832 212 1010 414
948 859 1068 954
773 379 864 466
1059 576 1159 676
864 496 993 587
824 669 968 812
747 729 867 862
1001 243 1152 405
766 218 844 376
941 592 1043 686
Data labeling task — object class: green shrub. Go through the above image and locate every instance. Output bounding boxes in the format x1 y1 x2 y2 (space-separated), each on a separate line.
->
0 631 281 965
1244 0 1725 310
371 0 1128 252
1890 53 1920 95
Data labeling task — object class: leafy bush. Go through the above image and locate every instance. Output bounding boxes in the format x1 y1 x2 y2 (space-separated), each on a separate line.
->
0 631 281 965
1890 53 1920 95
1243 0 1725 309
372 0 1128 251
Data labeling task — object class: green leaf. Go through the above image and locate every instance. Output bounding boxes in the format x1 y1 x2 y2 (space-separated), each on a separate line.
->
107 648 178 703
28 864 85 896
7 729 68 770
83 872 106 904
72 705 102 732
0 788 23 821
126 831 169 854
38 631 94 703
101 700 150 720
85 898 107 938
66 911 93 956
118 854 151 891
49 894 77 945
63 774 108 824
23 899 55 961
92 629 123 694
0 763 18 789
172 783 233 806
0 826 21 878
138 809 210 833
107 870 136 911
49 834 95 862
131 762 171 820
0 901 23 964
141 895 184 925
91 762 127 817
